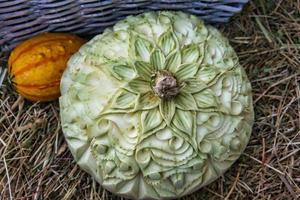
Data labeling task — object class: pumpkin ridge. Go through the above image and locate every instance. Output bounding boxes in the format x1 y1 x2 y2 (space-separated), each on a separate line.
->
9 36 76 67
15 80 60 89
18 90 59 97
18 90 59 101
13 53 70 76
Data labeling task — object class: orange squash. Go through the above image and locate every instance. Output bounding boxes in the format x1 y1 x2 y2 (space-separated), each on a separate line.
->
8 33 86 102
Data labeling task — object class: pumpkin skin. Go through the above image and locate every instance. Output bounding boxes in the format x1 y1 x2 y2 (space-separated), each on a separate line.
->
8 33 86 102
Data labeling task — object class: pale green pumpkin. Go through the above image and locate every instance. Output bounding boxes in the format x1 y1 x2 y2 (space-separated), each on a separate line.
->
59 11 254 199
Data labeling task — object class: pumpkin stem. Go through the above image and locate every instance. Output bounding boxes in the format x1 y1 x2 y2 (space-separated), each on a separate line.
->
153 71 180 99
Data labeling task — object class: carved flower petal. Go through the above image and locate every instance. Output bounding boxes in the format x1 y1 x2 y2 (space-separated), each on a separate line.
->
134 61 153 80
230 137 241 150
126 78 152 94
197 65 219 84
171 109 194 136
212 142 227 159
193 89 217 108
182 78 208 93
111 65 136 81
199 140 212 153
135 36 153 62
135 92 160 110
150 49 165 70
231 101 243 115
175 92 198 110
203 27 238 69
168 136 184 150
175 63 199 81
156 128 173 141
135 148 151 168
164 51 181 73
159 100 176 125
112 89 137 109
196 113 211 125
207 114 221 128
158 29 178 55
182 44 200 63
196 126 209 143
174 16 193 36
141 108 163 134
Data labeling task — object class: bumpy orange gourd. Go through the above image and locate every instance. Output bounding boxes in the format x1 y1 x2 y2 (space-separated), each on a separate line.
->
8 33 86 102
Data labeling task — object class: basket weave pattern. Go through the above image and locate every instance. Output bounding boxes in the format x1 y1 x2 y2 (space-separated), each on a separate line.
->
0 0 249 51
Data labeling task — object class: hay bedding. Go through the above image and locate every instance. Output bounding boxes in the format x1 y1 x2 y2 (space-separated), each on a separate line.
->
1 0 300 199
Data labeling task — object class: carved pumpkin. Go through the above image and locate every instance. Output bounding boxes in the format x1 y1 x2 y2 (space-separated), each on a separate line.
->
60 12 254 199
8 33 85 102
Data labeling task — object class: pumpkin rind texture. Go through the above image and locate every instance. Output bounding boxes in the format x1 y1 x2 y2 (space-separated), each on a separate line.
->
60 11 254 199
8 33 86 102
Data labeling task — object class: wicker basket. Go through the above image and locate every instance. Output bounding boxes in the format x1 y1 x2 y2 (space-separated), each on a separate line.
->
0 0 249 51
